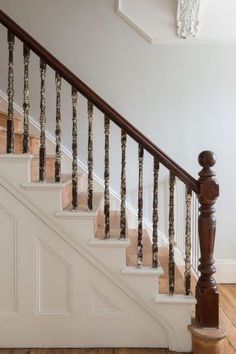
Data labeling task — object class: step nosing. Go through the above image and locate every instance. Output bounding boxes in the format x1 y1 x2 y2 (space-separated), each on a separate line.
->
155 294 197 304
22 181 69 189
0 154 34 159
56 210 98 218
121 266 164 276
89 238 130 247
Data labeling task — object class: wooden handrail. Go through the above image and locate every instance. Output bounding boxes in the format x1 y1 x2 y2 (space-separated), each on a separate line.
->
0 9 199 193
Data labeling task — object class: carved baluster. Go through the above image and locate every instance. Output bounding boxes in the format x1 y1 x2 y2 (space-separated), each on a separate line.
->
71 87 78 209
7 30 15 153
22 44 30 153
55 72 62 182
88 101 93 210
104 115 110 239
120 129 127 239
152 157 160 268
185 188 192 295
137 144 144 268
39 59 46 181
196 151 219 328
169 171 176 294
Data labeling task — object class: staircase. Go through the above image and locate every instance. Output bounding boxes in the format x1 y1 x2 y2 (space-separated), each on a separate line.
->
0 9 220 353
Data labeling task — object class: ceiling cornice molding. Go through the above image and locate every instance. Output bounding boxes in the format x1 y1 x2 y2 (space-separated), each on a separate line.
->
116 0 236 44
177 0 201 38
116 0 201 43
115 0 153 43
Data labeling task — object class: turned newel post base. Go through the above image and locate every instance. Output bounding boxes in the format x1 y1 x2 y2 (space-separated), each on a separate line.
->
196 151 220 328
188 321 227 354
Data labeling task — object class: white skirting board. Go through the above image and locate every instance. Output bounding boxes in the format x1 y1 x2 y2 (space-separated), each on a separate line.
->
215 260 236 283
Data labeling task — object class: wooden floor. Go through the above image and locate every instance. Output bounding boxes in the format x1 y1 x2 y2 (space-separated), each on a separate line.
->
0 349 188 354
219 285 236 353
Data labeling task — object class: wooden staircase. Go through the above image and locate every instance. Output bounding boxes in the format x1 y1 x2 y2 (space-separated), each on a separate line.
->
0 9 223 353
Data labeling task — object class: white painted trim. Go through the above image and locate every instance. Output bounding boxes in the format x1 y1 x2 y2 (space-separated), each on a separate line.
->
0 204 19 315
115 0 153 43
34 237 72 315
89 239 130 248
215 260 236 283
22 182 69 189
0 154 34 160
155 294 196 305
89 285 122 316
56 210 98 218
122 266 164 276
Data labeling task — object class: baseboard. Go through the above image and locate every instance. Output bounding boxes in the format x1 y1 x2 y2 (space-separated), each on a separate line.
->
215 260 236 283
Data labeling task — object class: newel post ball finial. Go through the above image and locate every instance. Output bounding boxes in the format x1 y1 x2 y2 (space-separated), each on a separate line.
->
198 150 216 169
196 150 219 328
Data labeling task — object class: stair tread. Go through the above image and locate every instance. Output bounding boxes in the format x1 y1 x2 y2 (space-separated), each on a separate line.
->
31 173 82 184
32 155 56 160
64 192 103 212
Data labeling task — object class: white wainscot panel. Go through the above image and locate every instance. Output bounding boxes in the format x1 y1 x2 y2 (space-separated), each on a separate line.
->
36 239 72 314
90 286 122 316
0 205 17 314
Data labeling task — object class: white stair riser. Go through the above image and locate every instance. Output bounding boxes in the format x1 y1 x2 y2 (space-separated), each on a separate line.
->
21 188 63 215
0 156 31 185
56 218 99 241
122 275 160 300
88 247 128 271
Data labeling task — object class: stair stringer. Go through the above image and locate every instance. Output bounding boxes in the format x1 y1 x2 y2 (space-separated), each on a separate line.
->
0 173 192 352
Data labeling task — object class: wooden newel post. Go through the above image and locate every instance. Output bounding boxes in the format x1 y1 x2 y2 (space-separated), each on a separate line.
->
196 151 219 328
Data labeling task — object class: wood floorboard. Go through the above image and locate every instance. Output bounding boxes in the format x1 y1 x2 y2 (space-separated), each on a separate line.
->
98 349 114 354
0 350 183 354
114 350 167 354
224 339 236 354
142 350 166 354
166 352 189 354
220 308 236 351
219 285 236 327
219 284 236 353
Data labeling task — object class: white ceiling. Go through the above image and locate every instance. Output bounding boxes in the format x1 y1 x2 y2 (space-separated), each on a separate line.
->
116 0 236 43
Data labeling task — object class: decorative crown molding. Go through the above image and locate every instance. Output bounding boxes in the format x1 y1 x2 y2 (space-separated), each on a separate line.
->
116 0 206 43
177 0 201 38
